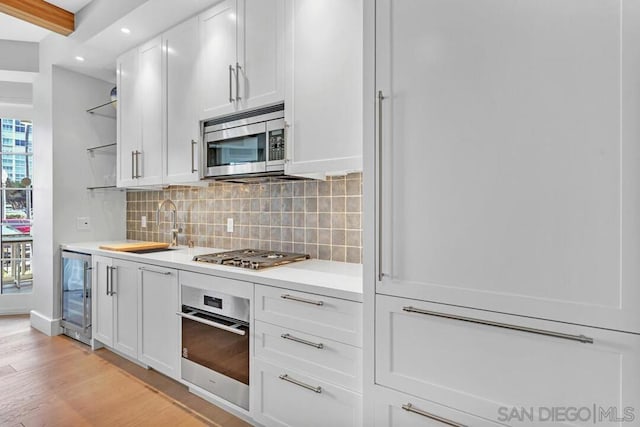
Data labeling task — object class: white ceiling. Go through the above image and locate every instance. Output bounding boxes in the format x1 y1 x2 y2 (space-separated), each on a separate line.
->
48 0 94 13
0 0 221 83
0 0 93 42
0 14 50 42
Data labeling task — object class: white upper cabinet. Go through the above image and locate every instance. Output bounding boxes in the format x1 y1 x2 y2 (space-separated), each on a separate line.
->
284 0 363 178
199 0 284 121
375 0 640 333
164 17 201 184
199 0 238 120
116 37 163 187
116 48 139 188
237 0 285 111
136 37 164 186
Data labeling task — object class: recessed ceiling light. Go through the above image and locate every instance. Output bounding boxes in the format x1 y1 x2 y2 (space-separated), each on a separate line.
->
75 56 85 62
121 27 131 35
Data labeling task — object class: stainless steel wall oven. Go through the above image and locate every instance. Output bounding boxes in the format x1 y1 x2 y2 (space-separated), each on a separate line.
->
178 284 250 410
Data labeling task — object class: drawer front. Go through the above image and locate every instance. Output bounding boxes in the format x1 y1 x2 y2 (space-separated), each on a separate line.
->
255 320 362 392
374 384 502 427
253 359 362 427
376 294 640 426
255 284 362 346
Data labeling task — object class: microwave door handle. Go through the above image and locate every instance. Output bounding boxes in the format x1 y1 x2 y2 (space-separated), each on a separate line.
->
206 122 267 142
175 312 246 336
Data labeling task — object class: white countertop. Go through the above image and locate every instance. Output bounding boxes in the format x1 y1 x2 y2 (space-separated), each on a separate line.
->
60 241 363 302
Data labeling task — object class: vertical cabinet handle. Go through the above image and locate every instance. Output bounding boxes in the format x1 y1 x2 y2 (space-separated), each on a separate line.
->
235 62 241 101
105 265 110 296
191 140 198 173
377 90 385 281
82 262 88 330
131 151 135 179
229 65 234 103
134 151 142 178
107 266 117 296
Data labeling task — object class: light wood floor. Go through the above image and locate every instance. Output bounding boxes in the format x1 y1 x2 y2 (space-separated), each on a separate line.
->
0 315 252 427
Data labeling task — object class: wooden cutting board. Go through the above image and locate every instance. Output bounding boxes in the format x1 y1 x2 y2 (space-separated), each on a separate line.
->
99 242 170 252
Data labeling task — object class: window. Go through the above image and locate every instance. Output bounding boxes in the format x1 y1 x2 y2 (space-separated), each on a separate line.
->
0 118 33 295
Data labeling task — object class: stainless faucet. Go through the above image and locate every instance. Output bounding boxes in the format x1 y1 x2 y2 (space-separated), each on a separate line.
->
156 199 179 246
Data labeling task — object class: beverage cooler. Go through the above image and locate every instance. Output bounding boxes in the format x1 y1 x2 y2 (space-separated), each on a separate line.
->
60 250 92 344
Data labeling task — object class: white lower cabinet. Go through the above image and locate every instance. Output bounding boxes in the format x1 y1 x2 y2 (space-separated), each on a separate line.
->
138 264 180 379
253 284 363 426
92 256 114 346
92 256 180 379
376 294 640 426
254 320 362 392
111 258 139 359
373 385 502 427
253 359 362 427
92 255 138 360
255 284 362 347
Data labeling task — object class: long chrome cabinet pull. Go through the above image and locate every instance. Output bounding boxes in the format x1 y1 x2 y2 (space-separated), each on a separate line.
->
105 265 110 296
191 140 198 173
281 294 324 306
377 90 385 281
278 374 322 393
134 151 142 178
139 267 171 275
228 65 234 103
235 62 241 101
402 306 594 344
175 312 246 336
109 266 117 295
281 333 324 349
402 403 467 427
131 151 135 179
82 262 89 330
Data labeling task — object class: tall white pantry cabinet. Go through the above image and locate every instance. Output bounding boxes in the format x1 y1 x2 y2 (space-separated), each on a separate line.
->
363 1 640 426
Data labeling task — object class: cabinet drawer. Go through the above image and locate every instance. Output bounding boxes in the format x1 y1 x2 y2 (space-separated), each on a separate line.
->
373 384 502 427
255 320 362 392
376 295 640 426
253 359 362 427
255 284 362 346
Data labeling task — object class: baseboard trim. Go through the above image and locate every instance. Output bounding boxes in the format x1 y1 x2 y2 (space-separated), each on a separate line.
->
30 310 62 336
0 307 30 315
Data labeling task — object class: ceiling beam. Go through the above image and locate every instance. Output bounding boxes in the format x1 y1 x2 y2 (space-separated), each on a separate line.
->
0 0 74 36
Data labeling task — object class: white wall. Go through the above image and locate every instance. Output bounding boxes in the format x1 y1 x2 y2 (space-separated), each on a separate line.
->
0 40 38 73
31 64 126 334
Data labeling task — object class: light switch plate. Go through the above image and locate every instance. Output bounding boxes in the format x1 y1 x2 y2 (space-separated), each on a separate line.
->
141 215 147 228
227 218 234 233
77 216 90 231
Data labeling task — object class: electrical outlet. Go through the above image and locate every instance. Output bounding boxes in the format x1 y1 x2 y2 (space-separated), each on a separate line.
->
227 218 234 233
141 215 147 228
77 216 90 231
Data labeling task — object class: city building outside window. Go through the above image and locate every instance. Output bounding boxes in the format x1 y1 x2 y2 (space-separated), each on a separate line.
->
0 118 33 295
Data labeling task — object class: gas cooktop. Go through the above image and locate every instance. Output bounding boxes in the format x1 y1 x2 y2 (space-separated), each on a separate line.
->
193 249 310 270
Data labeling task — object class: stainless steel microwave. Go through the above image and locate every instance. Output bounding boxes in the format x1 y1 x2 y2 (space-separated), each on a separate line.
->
202 105 286 180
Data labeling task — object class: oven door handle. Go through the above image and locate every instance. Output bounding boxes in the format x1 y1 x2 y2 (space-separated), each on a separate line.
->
175 312 247 336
